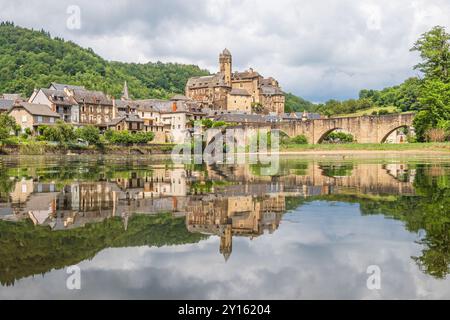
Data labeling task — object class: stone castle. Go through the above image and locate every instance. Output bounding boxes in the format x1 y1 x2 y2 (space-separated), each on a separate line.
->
185 49 285 115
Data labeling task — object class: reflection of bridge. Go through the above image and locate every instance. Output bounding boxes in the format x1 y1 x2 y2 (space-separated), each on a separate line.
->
206 113 415 145
207 162 416 196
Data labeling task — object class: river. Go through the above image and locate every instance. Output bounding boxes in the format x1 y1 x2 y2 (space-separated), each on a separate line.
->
0 154 448 299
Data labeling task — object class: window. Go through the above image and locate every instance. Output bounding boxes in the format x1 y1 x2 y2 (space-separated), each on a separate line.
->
37 116 43 123
22 115 27 123
50 117 55 123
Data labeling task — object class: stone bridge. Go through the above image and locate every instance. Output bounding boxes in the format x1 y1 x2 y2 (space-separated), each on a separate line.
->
276 113 415 144
205 113 415 145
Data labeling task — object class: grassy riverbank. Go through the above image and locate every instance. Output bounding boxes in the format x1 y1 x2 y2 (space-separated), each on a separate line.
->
281 142 450 153
0 141 176 156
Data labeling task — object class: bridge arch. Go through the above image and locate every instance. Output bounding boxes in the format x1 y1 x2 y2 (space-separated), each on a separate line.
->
380 125 409 144
316 128 356 144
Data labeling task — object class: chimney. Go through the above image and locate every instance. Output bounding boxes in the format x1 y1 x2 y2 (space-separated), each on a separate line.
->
172 102 177 112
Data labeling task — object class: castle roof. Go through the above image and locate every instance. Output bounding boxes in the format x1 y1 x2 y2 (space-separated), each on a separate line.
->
222 48 231 56
229 88 251 96
260 84 284 96
232 70 261 80
186 72 229 89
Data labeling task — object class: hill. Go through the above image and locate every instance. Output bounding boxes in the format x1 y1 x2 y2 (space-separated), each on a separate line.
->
0 22 315 110
0 22 210 99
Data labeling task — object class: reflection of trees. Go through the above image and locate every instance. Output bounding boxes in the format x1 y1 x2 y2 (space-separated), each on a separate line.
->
327 164 449 279
319 163 354 177
0 167 14 201
0 214 206 286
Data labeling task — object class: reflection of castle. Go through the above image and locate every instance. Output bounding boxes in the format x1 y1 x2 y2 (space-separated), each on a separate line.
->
186 195 285 261
1 161 417 241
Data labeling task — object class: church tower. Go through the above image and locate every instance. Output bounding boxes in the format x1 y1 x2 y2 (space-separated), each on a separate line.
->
121 81 130 100
219 48 232 87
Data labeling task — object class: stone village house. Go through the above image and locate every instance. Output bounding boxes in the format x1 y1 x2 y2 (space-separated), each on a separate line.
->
8 102 61 133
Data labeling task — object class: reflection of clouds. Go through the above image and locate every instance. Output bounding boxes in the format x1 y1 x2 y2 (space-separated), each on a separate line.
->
1 201 449 300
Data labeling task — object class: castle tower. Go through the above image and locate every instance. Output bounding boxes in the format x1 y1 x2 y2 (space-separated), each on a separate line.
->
220 224 233 262
219 48 232 87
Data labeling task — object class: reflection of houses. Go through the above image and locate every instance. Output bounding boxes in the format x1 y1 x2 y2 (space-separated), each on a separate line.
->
186 195 285 261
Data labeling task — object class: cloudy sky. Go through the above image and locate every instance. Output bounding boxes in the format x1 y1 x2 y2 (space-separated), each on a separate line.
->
1 0 450 102
1 202 449 299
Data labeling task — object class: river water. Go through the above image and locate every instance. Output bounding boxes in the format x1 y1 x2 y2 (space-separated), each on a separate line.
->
0 155 448 299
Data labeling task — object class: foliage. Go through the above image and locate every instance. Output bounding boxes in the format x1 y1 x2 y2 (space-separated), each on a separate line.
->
285 93 316 113
411 26 450 82
323 131 355 143
105 129 155 145
212 121 228 128
0 22 209 99
76 125 100 145
251 102 265 114
315 98 376 117
201 119 213 129
0 114 17 145
39 121 76 144
287 135 308 145
413 79 450 141
0 214 206 286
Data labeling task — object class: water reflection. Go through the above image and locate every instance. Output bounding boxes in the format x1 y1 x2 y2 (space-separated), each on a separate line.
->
0 156 448 295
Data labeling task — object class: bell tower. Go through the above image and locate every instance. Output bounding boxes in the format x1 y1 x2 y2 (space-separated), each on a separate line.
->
219 48 232 87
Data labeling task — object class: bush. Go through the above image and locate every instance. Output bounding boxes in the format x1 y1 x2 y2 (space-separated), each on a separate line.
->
289 135 308 145
324 132 354 143
39 121 76 144
0 114 17 145
212 121 228 128
76 125 100 145
425 128 447 142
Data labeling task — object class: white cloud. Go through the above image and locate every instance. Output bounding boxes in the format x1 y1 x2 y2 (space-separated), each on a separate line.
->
1 0 450 101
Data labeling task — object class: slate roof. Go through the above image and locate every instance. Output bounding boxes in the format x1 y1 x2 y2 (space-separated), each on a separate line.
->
40 89 78 106
71 89 112 105
260 85 284 96
0 99 14 112
1 94 23 101
232 70 261 80
100 114 144 127
186 73 229 89
229 88 251 96
50 83 86 91
222 48 231 56
213 113 267 124
11 103 60 117
171 94 191 101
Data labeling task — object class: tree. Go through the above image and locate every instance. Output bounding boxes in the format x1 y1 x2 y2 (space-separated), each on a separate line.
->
413 79 450 141
41 121 76 144
76 125 100 145
0 114 17 145
411 26 450 82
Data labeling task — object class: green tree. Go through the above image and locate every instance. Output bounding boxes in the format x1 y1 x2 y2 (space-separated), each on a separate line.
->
413 79 450 141
411 26 450 82
76 125 100 145
41 121 76 144
0 114 17 145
